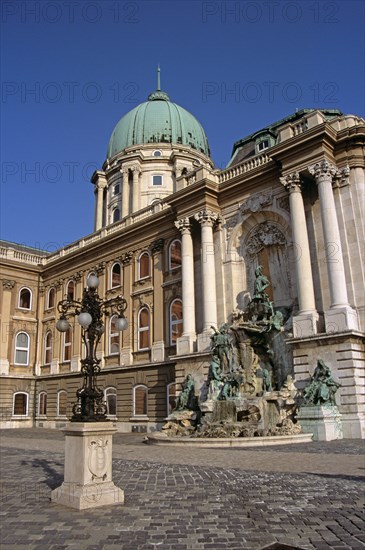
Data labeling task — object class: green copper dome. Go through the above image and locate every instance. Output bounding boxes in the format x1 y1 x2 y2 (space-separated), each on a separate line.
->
107 88 210 159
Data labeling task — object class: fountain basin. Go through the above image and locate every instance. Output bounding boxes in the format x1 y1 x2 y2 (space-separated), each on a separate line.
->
146 432 313 448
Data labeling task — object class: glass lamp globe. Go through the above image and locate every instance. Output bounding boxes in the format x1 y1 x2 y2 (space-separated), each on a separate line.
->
78 312 93 328
56 317 70 332
87 274 99 288
115 316 128 331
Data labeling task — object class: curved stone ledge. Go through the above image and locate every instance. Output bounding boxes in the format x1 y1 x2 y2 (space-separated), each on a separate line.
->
146 432 313 448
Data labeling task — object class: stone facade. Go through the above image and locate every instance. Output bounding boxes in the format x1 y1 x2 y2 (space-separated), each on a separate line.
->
1 108 364 437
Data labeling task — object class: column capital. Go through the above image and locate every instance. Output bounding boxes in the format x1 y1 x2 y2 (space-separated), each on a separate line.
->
175 217 191 234
308 159 337 182
2 279 15 290
131 165 141 175
194 209 218 227
121 251 133 265
279 172 302 193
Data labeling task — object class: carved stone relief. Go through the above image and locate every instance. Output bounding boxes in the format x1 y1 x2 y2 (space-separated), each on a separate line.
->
246 222 286 256
240 193 273 214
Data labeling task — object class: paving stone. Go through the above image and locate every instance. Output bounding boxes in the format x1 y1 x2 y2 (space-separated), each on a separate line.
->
0 430 364 550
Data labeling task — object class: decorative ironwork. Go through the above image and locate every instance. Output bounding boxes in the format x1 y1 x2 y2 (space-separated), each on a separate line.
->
56 275 128 422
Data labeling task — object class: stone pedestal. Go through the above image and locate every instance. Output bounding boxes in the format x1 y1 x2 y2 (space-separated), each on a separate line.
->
197 332 212 352
293 312 319 338
324 306 359 333
296 405 343 441
176 334 196 355
51 422 124 510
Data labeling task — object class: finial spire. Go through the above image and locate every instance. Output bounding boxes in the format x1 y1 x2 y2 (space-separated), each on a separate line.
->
157 64 161 91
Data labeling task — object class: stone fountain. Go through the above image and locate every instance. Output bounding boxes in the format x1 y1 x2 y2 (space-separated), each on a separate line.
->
148 267 340 446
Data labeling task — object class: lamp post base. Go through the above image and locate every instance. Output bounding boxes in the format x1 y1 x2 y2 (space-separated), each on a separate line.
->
51 422 124 510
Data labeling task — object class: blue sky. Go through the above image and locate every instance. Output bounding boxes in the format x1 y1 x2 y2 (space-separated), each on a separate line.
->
1 0 364 251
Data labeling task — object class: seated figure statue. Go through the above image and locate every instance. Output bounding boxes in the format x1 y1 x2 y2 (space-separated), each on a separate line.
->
303 359 341 406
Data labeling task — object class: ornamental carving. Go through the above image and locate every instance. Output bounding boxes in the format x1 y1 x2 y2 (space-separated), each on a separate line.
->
246 222 286 255
2 279 15 289
93 262 106 275
240 193 272 214
175 217 191 234
73 271 83 282
88 438 109 482
279 172 302 193
335 166 350 187
194 209 219 227
309 159 337 182
150 238 164 254
277 196 290 212
121 252 133 265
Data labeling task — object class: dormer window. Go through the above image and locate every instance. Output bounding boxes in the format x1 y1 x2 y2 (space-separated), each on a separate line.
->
258 140 269 152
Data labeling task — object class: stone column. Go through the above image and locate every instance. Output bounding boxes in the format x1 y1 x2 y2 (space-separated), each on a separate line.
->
280 172 318 337
194 209 218 351
131 166 140 213
121 169 129 219
93 174 107 231
174 217 196 354
309 160 358 331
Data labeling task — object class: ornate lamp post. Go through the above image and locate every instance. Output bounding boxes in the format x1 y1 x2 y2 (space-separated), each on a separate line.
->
56 274 128 422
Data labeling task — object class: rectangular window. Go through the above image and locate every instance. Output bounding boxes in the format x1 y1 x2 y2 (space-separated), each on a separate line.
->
258 140 269 151
152 175 163 186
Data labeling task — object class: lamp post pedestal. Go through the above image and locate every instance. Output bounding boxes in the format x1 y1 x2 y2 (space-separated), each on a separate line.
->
51 422 124 510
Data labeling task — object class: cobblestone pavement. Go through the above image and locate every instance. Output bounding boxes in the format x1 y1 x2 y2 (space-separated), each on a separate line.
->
1 429 364 550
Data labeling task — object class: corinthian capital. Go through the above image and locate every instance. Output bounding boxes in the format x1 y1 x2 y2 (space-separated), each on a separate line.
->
2 279 15 290
309 159 337 182
279 172 302 193
175 217 191 234
194 209 218 227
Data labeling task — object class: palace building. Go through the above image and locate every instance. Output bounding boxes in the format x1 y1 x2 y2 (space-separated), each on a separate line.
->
1 80 364 438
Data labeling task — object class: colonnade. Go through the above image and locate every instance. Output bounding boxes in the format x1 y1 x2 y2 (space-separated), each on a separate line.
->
281 159 358 336
175 209 219 353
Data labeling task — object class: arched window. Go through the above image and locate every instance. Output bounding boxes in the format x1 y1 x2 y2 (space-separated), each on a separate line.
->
138 252 150 279
63 327 72 362
18 287 32 309
113 208 120 223
138 307 150 350
57 390 67 416
109 315 120 355
105 387 117 416
170 299 183 346
111 262 121 288
38 392 47 416
44 331 52 365
133 385 148 416
13 392 29 416
167 383 177 415
47 288 55 309
169 239 182 270
66 280 75 301
14 332 30 365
